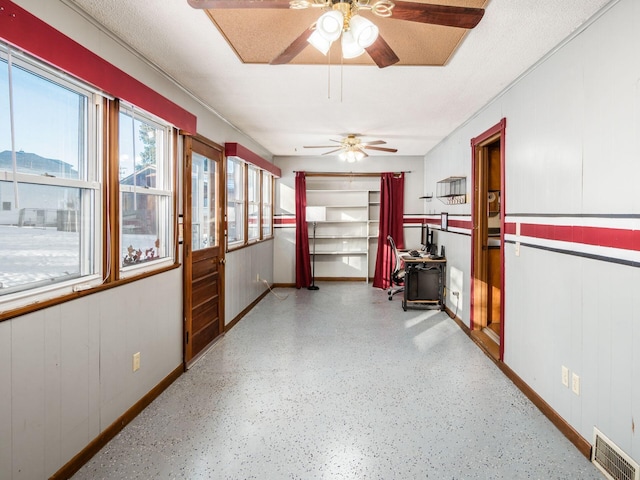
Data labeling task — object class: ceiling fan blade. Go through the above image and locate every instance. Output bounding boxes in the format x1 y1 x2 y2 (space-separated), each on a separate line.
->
360 140 387 146
187 0 291 9
358 148 369 158
270 26 314 65
364 146 398 153
391 2 484 29
365 34 399 69
321 148 343 155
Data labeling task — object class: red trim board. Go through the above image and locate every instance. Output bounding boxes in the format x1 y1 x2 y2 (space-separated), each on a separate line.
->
225 143 281 178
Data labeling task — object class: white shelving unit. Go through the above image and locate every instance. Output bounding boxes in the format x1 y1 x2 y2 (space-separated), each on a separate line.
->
306 188 380 282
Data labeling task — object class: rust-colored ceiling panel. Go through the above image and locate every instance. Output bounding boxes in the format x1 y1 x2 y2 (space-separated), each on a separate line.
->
203 0 488 67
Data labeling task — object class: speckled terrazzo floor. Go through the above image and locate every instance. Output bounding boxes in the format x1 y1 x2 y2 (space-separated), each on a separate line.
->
72 282 604 480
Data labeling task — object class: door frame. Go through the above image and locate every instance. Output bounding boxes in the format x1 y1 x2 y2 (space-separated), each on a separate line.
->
470 118 506 360
182 133 226 367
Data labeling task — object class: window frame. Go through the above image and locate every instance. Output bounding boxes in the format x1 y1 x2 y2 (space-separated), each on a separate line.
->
0 45 181 321
0 45 103 308
247 164 260 243
261 171 274 240
117 103 176 279
226 156 245 250
225 156 275 251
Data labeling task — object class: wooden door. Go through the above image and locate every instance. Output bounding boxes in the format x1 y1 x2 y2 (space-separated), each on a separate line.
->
183 135 225 367
471 119 506 361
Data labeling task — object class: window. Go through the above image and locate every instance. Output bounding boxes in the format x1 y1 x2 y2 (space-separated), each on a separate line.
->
247 165 260 242
225 154 275 248
191 152 217 251
226 156 244 246
262 172 273 239
0 47 100 298
119 106 173 273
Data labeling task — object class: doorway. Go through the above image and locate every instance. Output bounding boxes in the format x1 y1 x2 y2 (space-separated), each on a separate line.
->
470 119 505 361
183 135 225 367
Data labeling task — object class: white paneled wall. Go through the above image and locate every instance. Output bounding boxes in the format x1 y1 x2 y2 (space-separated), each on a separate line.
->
425 0 640 464
225 240 274 323
1 270 183 479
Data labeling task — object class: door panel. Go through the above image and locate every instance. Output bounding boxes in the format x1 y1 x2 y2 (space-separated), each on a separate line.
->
184 136 225 366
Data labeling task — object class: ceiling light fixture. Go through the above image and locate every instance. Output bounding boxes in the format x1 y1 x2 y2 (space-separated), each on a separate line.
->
339 148 366 163
306 0 391 60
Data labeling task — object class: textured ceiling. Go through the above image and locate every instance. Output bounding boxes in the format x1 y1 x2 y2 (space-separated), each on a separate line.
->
62 0 615 157
204 0 487 66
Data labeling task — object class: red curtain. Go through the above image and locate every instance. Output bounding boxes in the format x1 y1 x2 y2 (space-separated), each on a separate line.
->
373 172 405 289
295 172 312 288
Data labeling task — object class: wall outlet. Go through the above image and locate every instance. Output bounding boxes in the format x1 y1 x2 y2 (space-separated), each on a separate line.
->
572 373 580 395
133 352 141 372
561 366 569 387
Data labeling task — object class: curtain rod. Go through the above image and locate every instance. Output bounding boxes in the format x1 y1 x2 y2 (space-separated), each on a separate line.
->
293 171 411 177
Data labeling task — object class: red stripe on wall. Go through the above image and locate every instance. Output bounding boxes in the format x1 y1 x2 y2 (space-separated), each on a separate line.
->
1 1 197 133
275 217 295 225
449 219 472 230
506 222 640 252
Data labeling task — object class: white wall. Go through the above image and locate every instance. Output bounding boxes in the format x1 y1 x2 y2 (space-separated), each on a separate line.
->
225 239 274 323
273 155 425 285
0 271 182 479
1 1 276 478
425 0 639 463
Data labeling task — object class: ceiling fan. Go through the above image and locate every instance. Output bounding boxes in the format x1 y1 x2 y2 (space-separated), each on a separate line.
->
187 0 485 68
303 134 398 162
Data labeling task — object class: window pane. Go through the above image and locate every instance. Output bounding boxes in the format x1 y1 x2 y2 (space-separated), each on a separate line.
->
262 173 272 237
119 110 165 187
0 181 94 295
191 152 216 251
247 166 259 241
0 58 9 157
248 203 259 241
227 158 244 244
121 192 169 267
0 59 87 180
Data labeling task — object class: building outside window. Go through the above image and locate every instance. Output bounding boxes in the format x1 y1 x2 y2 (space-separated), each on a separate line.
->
119 106 173 272
0 46 100 298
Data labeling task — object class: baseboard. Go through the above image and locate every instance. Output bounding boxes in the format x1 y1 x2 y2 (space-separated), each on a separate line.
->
50 364 183 480
225 287 270 333
443 306 592 459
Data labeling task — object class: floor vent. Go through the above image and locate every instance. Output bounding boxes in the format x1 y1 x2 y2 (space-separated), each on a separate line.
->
592 428 639 480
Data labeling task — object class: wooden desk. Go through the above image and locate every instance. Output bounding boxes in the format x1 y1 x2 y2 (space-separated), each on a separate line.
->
400 254 446 311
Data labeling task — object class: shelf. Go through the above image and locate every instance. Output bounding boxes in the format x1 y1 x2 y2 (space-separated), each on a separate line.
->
312 251 367 255
312 235 368 239
312 220 368 224
436 177 467 205
305 186 381 282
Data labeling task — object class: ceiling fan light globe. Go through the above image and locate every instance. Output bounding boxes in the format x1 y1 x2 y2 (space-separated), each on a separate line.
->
317 10 344 42
307 30 332 55
349 15 379 48
338 151 348 161
341 30 365 59
354 150 365 161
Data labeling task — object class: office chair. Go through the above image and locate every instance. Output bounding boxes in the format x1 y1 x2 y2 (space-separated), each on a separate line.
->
387 235 405 301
